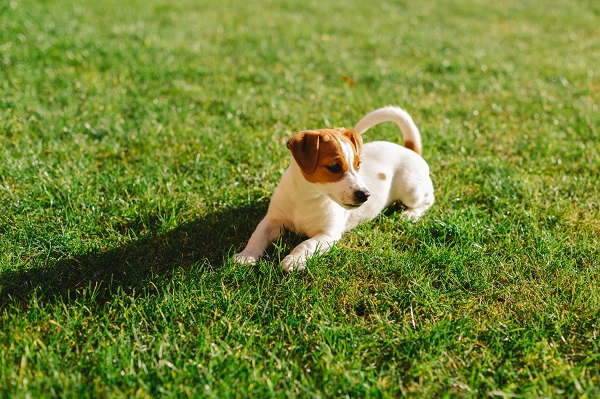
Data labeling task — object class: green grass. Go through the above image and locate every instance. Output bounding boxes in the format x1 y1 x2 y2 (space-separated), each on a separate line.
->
1 0 599 397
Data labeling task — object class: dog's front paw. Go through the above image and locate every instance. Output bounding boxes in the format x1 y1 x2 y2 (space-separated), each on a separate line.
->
281 254 307 272
233 253 259 265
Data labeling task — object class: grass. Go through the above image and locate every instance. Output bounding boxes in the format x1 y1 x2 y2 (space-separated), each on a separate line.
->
1 0 599 396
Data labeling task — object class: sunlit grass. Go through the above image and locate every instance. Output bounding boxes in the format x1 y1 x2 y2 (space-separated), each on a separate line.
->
1 0 598 397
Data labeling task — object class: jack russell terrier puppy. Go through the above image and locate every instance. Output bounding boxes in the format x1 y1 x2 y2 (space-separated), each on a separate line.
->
234 106 434 271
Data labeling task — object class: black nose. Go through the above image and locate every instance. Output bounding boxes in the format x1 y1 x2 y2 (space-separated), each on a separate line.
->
354 189 370 204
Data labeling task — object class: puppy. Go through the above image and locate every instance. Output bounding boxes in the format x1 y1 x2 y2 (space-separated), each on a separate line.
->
234 106 434 271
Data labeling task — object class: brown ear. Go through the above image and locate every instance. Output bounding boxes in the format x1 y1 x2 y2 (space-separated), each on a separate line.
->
287 131 321 175
342 128 363 154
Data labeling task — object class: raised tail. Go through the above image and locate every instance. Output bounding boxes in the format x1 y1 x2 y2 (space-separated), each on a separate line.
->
353 106 423 155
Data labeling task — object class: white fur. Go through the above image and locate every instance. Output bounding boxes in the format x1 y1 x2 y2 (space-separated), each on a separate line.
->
234 106 435 271
354 105 423 154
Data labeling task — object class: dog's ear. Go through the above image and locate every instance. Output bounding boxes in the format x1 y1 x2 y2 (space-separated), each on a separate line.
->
342 129 363 154
287 131 321 175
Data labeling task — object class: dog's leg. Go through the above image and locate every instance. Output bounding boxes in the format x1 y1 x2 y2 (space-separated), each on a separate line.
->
403 190 435 221
392 175 435 221
233 217 281 265
281 232 341 272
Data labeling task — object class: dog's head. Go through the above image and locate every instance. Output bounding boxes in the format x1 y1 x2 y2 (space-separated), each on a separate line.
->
287 128 370 209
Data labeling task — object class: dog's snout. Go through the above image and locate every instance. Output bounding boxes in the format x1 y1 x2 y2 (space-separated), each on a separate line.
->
354 189 370 204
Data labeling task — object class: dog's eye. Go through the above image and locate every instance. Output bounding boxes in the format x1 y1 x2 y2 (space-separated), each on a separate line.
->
356 161 362 170
326 163 342 173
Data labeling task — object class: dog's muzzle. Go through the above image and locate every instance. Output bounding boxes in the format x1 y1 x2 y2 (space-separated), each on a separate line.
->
353 189 370 204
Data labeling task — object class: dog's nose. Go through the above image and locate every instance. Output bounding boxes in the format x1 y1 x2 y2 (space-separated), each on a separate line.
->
354 189 370 204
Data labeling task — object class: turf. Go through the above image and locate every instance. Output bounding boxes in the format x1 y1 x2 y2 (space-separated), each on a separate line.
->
1 0 599 397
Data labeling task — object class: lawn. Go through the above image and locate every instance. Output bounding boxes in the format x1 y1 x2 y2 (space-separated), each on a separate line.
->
1 0 599 397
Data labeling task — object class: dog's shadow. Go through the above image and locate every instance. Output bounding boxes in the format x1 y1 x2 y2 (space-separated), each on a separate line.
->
0 201 271 307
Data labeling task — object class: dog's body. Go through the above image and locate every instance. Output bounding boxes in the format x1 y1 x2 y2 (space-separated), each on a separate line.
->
234 106 434 271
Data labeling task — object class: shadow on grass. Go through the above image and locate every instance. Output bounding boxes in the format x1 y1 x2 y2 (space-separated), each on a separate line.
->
0 201 269 307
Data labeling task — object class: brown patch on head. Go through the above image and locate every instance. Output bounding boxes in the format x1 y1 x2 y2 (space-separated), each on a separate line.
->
339 128 363 172
378 173 387 181
287 128 362 184
286 131 321 175
404 139 422 155
339 128 362 154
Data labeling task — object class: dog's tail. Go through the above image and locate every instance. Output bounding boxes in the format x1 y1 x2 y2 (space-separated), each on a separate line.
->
353 106 423 155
